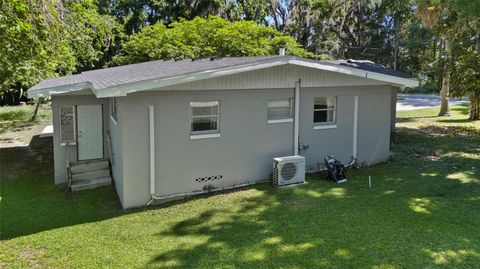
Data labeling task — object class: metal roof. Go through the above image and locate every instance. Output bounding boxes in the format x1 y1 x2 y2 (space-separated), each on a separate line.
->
29 56 416 97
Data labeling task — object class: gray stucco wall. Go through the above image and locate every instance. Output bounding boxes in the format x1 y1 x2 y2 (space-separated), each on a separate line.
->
107 98 125 207
390 87 399 133
357 88 392 164
49 66 394 209
298 85 392 171
119 89 294 208
299 87 355 171
51 94 110 184
117 85 392 209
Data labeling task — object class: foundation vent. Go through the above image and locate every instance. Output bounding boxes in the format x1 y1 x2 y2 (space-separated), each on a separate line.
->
196 175 223 182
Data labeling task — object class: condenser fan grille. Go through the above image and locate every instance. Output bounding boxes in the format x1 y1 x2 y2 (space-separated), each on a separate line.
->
281 162 297 181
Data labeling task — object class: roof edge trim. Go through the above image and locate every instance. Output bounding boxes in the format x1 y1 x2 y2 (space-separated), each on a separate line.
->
95 57 290 97
28 56 419 98
288 58 419 88
27 82 93 98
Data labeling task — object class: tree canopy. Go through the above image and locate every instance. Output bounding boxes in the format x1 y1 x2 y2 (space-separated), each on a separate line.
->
113 16 312 65
0 0 479 119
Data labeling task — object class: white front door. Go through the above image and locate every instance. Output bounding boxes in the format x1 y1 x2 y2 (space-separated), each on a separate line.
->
77 105 103 160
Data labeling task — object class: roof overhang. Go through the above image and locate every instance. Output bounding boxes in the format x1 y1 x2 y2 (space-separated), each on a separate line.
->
28 82 93 98
28 56 419 98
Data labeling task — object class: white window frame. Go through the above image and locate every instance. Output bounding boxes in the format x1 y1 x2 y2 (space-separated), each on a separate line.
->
59 106 76 144
313 96 337 128
267 98 294 124
110 98 118 124
190 101 220 139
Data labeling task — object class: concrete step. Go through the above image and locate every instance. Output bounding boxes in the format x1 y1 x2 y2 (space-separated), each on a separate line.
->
71 177 111 192
71 160 109 174
72 169 110 181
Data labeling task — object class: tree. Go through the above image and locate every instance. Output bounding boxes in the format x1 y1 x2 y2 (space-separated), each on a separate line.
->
0 0 76 105
416 0 459 116
451 47 480 120
450 2 480 120
113 16 313 65
63 0 124 71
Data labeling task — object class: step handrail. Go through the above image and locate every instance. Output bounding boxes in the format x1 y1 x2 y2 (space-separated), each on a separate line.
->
65 141 72 192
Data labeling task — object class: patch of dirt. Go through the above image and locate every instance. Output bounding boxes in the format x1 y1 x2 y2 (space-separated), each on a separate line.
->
0 138 29 148
17 246 46 269
0 120 50 149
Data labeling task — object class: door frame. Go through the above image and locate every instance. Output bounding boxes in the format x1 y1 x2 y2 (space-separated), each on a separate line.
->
76 104 105 161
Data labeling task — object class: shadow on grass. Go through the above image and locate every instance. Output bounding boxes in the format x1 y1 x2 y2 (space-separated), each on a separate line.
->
1 118 479 267
145 171 479 268
450 104 470 115
0 135 124 240
396 116 438 123
143 123 479 268
438 118 475 123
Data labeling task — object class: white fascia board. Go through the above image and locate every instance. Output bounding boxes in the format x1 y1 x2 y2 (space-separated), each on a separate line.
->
287 58 419 88
27 82 93 98
95 58 291 98
28 56 418 98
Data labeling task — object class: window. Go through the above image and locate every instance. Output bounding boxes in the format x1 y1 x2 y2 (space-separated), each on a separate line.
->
314 96 336 124
268 98 293 123
110 98 117 122
190 101 219 136
59 106 75 142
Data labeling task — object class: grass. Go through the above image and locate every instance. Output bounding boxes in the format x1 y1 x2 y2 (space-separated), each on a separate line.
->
1 105 479 268
0 104 51 123
0 105 51 147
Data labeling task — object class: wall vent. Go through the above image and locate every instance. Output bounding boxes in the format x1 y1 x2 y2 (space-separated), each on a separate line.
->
195 175 223 182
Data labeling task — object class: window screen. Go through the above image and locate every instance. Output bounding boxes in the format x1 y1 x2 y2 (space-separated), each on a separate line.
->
190 101 219 134
314 96 336 124
59 106 75 142
268 99 292 120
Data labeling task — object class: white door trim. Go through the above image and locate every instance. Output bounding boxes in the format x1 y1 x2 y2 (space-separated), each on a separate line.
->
77 104 104 161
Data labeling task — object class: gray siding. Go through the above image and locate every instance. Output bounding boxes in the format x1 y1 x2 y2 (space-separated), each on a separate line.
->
108 99 125 206
390 87 399 133
49 65 394 209
120 89 294 208
117 85 392 209
299 86 392 170
299 87 355 171
51 95 110 184
160 64 387 91
357 89 392 164
117 97 151 208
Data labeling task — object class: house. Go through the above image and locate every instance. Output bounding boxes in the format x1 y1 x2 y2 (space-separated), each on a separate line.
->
28 55 419 209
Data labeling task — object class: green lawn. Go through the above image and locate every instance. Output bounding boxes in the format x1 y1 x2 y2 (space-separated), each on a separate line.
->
1 105 479 268
0 105 51 147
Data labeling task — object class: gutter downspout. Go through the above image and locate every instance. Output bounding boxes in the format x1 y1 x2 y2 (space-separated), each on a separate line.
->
318 95 358 171
352 95 359 163
294 80 300 155
147 104 158 205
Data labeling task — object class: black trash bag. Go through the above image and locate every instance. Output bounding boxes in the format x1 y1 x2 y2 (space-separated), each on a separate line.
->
324 155 347 183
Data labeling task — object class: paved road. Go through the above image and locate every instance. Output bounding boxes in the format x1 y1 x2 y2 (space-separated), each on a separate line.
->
396 94 470 111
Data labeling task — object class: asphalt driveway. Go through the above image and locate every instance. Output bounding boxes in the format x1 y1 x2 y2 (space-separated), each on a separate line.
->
397 94 470 111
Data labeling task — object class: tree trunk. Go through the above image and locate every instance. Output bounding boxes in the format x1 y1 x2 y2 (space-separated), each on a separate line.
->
438 38 451 116
30 97 44 122
472 23 480 120
470 92 480 120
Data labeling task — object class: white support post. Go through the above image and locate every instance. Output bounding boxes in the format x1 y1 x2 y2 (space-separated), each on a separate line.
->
353 95 358 159
148 104 155 198
294 80 300 155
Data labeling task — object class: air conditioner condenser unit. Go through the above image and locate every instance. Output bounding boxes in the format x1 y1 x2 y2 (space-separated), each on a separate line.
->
272 155 305 186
